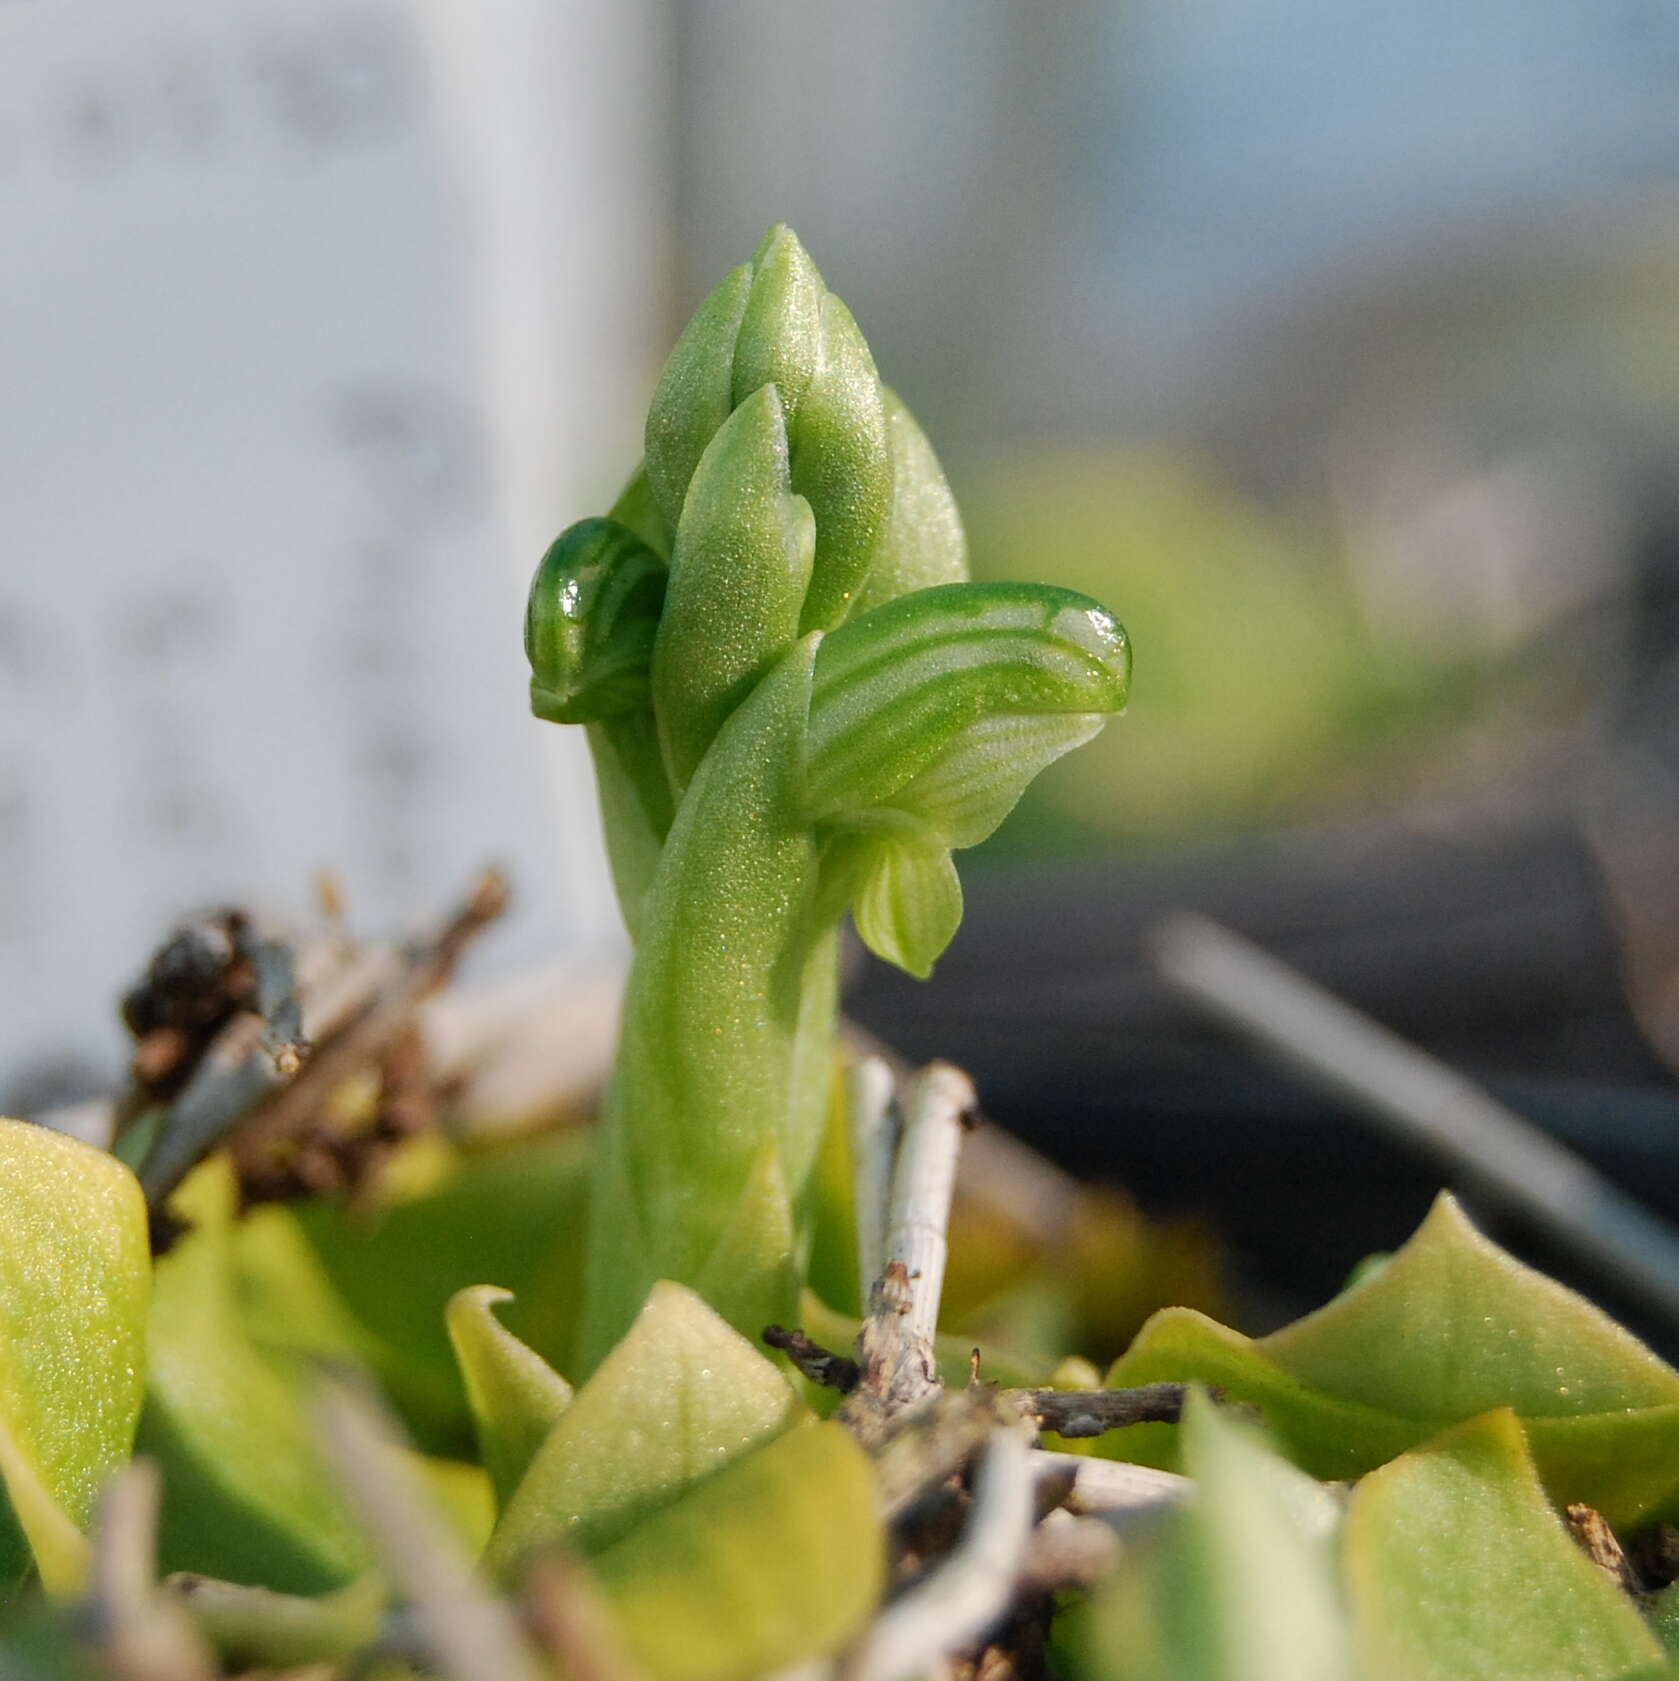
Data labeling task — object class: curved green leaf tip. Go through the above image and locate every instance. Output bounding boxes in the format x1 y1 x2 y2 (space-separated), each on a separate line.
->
0 1117 150 1592
444 1286 573 1509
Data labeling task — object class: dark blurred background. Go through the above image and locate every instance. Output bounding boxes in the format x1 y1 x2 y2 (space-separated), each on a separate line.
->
9 0 1679 1337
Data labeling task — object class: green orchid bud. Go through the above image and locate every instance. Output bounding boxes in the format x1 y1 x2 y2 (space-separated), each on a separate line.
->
525 518 667 725
643 226 891 636
527 230 1133 1373
526 518 673 935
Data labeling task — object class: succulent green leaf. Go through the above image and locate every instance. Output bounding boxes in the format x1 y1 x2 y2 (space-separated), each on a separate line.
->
790 293 892 631
444 1287 573 1510
139 1158 372 1592
851 385 969 617
1344 1409 1659 1681
652 384 815 789
486 1281 805 1579
1648 1582 1679 1661
1082 1390 1351 1681
644 263 754 534
1103 1306 1424 1481
1104 1194 1679 1526
1261 1193 1679 1419
592 1422 883 1681
848 829 963 978
0 1119 149 1592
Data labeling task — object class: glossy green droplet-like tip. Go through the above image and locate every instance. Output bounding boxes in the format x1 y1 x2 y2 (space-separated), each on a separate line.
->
526 518 667 725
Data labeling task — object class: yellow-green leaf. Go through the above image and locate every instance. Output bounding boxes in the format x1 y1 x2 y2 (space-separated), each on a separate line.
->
0 1118 150 1591
445 1287 572 1509
1261 1195 1679 1418
139 1158 371 1592
593 1422 883 1681
1344 1409 1660 1681
1104 1307 1420 1480
485 1281 804 1578
1104 1196 1679 1524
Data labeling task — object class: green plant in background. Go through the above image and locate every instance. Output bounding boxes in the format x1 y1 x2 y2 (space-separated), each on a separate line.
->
526 224 1131 1370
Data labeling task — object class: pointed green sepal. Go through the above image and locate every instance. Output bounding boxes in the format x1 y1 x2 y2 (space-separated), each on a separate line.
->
850 386 969 617
790 294 892 632
645 264 754 535
733 225 824 427
652 383 814 789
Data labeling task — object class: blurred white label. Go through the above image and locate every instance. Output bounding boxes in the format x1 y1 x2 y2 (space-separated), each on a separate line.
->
0 0 647 1102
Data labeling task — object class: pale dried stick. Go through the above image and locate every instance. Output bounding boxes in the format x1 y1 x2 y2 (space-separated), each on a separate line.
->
316 1377 543 1681
1035 1452 1192 1531
84 1460 216 1681
846 1429 1035 1681
850 1061 975 1421
847 1055 898 1315
884 1061 973 1352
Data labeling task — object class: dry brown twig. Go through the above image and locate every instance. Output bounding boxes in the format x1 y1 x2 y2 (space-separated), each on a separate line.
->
124 868 509 1234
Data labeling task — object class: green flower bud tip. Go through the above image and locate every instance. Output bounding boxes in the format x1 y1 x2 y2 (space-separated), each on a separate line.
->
526 517 666 725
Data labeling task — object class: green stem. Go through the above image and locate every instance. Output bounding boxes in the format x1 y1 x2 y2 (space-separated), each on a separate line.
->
576 640 828 1372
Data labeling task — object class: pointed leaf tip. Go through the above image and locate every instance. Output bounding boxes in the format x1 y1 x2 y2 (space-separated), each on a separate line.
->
445 1287 573 1509
486 1281 804 1577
